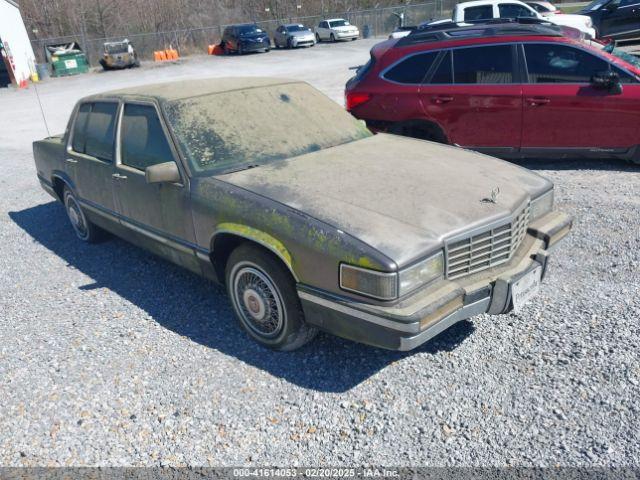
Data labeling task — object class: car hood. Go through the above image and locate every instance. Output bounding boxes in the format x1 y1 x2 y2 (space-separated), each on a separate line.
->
290 30 314 37
216 134 552 267
548 13 591 26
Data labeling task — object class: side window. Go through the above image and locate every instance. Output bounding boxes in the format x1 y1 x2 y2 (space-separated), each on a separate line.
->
499 3 537 17
384 51 438 84
613 65 638 83
120 104 175 171
71 103 91 153
453 45 514 83
463 5 494 21
84 102 118 162
524 44 610 83
429 50 453 83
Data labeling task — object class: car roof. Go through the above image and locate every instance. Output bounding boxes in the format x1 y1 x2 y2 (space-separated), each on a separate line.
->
325 18 347 21
87 77 304 102
396 18 563 47
455 0 529 7
282 23 305 27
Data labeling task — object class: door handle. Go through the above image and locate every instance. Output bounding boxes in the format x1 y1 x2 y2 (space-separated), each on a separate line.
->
65 158 78 164
112 173 128 180
432 95 454 104
526 97 551 106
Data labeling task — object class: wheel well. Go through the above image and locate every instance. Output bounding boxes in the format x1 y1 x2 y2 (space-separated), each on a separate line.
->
389 120 448 144
52 176 67 202
211 234 295 286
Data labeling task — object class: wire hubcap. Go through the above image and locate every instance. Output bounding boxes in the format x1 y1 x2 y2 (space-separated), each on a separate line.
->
233 266 284 338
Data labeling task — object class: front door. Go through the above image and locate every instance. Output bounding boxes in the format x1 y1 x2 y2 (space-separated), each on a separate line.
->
66 101 118 225
419 44 523 151
520 42 640 151
600 0 640 38
112 102 199 272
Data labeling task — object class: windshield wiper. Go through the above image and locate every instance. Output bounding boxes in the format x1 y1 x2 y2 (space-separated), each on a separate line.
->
220 163 261 174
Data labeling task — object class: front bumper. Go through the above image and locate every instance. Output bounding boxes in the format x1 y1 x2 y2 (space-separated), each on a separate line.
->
335 31 359 39
299 211 572 351
240 41 270 51
292 37 315 47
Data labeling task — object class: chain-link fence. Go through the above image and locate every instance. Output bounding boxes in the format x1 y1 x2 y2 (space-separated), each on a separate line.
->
30 0 456 66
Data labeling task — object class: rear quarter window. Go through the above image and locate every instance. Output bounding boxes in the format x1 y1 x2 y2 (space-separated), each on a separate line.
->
383 51 438 84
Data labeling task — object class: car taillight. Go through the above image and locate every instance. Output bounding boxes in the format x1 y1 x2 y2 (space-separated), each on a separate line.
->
346 92 371 111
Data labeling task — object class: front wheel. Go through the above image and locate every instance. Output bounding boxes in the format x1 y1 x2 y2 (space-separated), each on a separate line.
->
63 186 103 243
315 33 321 42
330 33 336 42
226 244 317 351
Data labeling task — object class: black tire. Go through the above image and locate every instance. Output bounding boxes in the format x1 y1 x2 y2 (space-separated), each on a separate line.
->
316 33 321 42
238 44 244 55
330 33 336 42
287 37 292 49
63 186 103 243
226 243 318 351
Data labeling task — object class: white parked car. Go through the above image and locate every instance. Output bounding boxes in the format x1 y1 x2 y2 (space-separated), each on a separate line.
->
430 0 596 38
315 18 360 42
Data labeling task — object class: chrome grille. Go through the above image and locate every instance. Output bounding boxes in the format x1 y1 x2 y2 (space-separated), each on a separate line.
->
445 203 530 280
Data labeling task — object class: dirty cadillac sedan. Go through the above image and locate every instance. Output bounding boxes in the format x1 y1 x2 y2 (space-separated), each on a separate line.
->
33 78 571 351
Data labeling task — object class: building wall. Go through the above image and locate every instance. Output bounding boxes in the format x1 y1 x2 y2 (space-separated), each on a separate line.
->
0 0 36 85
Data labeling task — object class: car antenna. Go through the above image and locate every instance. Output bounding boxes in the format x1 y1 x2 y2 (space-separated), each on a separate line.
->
32 81 51 137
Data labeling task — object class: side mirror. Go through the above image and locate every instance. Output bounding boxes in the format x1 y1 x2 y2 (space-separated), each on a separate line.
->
591 70 622 93
145 161 181 184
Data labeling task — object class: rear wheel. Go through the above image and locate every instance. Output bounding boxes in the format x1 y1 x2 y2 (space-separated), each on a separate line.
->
63 186 103 243
226 243 317 351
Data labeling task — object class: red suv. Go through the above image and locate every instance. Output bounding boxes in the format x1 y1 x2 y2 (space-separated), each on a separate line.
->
346 20 640 163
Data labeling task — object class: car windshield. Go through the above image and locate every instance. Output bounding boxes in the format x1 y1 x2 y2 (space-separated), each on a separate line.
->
238 25 262 34
330 20 350 27
286 25 308 32
164 83 372 175
105 43 128 54
603 43 640 69
583 0 610 10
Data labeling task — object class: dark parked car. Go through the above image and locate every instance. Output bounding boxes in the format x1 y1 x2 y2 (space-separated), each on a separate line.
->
579 0 640 40
221 24 271 54
32 78 570 351
345 20 640 163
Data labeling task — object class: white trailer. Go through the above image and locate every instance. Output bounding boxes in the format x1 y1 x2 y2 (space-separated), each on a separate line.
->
0 0 36 87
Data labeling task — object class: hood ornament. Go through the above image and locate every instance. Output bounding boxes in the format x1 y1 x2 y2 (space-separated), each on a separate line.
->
481 187 500 204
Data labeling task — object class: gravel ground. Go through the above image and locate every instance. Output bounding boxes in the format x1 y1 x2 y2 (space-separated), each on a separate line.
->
0 40 639 467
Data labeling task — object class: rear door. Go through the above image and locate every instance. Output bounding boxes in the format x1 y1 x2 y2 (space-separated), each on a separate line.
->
380 51 441 123
67 101 118 215
520 42 640 150
419 43 523 151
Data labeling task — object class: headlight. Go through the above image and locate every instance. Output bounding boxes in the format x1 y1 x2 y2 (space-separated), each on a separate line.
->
530 189 554 220
399 252 444 297
585 17 593 28
340 264 397 300
340 252 444 300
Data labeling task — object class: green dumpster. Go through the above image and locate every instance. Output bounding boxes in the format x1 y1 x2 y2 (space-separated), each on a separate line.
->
45 42 90 77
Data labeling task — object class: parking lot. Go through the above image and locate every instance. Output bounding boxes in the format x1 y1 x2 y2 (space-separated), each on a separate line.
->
1 39 639 466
